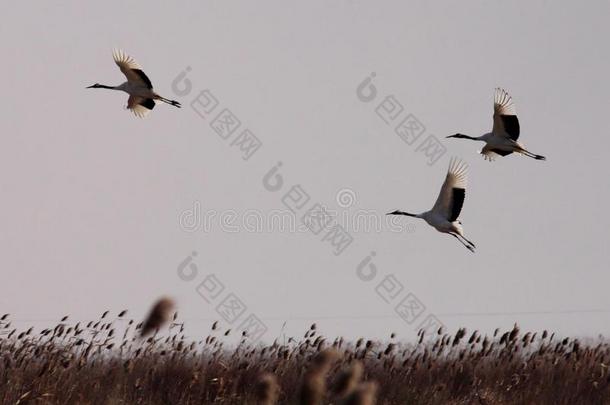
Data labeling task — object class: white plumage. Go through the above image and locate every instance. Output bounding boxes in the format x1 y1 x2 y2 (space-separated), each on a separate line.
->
447 88 546 161
87 49 181 117
387 158 476 252
432 158 468 220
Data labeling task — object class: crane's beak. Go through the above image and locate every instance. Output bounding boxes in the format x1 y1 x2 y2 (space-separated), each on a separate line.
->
86 84 98 89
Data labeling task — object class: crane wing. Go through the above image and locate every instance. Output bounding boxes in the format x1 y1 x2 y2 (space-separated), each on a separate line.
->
127 95 155 118
431 158 468 222
492 88 520 141
113 49 153 89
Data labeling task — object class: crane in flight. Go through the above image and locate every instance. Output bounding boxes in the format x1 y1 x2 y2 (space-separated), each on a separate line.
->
447 88 546 161
87 50 181 117
387 158 476 252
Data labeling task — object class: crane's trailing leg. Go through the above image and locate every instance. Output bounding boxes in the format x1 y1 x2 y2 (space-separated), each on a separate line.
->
521 149 546 160
450 233 475 253
158 96 182 108
461 235 476 248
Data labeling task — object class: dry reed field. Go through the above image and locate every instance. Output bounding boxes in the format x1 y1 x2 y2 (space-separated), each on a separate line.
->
1 300 609 404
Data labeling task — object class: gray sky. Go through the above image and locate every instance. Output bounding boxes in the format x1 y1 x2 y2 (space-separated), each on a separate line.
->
1 1 609 342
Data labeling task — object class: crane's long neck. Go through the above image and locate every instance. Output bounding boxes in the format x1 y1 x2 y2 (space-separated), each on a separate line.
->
446 133 481 141
386 210 420 218
87 83 120 90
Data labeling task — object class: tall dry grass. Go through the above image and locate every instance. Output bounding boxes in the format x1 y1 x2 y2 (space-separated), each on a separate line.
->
1 307 609 404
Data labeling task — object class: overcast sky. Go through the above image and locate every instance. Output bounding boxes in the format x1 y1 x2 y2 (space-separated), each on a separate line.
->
1 1 609 343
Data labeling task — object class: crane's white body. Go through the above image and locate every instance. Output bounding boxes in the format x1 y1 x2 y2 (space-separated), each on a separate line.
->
419 210 464 235
115 81 156 98
387 158 475 252
87 49 181 117
478 132 529 159
447 88 546 161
